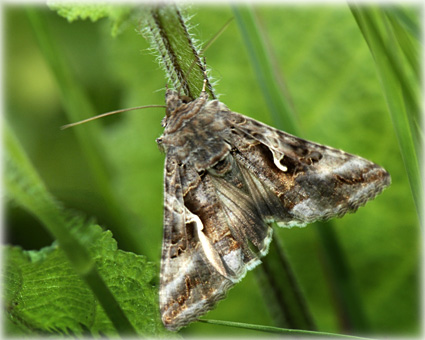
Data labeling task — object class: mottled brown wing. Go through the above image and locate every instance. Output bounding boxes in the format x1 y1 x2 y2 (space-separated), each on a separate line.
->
159 155 232 330
160 155 273 331
159 93 390 331
225 111 391 226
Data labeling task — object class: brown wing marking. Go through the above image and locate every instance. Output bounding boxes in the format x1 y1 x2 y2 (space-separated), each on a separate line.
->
227 112 391 225
159 156 235 331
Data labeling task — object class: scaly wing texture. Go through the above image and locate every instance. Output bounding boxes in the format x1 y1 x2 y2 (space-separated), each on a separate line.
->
226 110 391 226
159 98 390 331
159 155 272 330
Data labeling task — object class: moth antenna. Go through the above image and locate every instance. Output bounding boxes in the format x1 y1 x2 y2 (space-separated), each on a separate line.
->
61 105 166 130
178 17 233 95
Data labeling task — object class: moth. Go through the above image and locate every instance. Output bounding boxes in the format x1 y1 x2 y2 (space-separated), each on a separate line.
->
156 80 390 331
63 76 390 330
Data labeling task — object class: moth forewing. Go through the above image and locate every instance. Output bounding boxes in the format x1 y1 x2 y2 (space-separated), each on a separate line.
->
157 88 390 330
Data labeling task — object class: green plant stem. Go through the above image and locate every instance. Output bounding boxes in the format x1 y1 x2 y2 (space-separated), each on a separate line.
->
258 240 316 330
233 5 372 332
143 4 215 99
5 123 137 335
200 319 373 339
25 8 143 253
233 6 316 330
232 6 297 133
316 223 370 332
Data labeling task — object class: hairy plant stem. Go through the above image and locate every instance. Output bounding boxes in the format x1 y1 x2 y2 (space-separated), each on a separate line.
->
142 3 215 99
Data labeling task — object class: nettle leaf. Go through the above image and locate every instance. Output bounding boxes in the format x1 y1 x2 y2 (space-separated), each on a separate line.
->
4 219 166 336
47 2 133 36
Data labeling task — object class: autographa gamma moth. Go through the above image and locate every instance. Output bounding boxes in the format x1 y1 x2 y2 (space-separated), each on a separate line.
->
157 80 391 331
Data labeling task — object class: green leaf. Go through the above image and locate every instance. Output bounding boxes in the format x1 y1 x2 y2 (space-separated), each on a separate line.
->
47 2 133 36
4 122 166 336
4 221 164 336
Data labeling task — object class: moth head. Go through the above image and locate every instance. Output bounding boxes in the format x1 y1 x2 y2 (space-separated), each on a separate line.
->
165 89 193 117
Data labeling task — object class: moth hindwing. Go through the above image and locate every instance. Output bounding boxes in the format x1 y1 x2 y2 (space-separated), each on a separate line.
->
156 87 390 331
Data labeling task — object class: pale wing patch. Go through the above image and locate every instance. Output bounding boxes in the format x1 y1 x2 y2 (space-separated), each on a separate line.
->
270 149 288 172
184 207 228 278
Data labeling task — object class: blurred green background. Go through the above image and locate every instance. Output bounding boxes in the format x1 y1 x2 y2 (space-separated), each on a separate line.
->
5 3 420 337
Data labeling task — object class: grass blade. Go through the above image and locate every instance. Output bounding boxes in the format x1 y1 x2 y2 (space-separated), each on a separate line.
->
233 5 316 330
350 5 422 221
26 8 143 253
200 319 372 339
232 6 297 133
